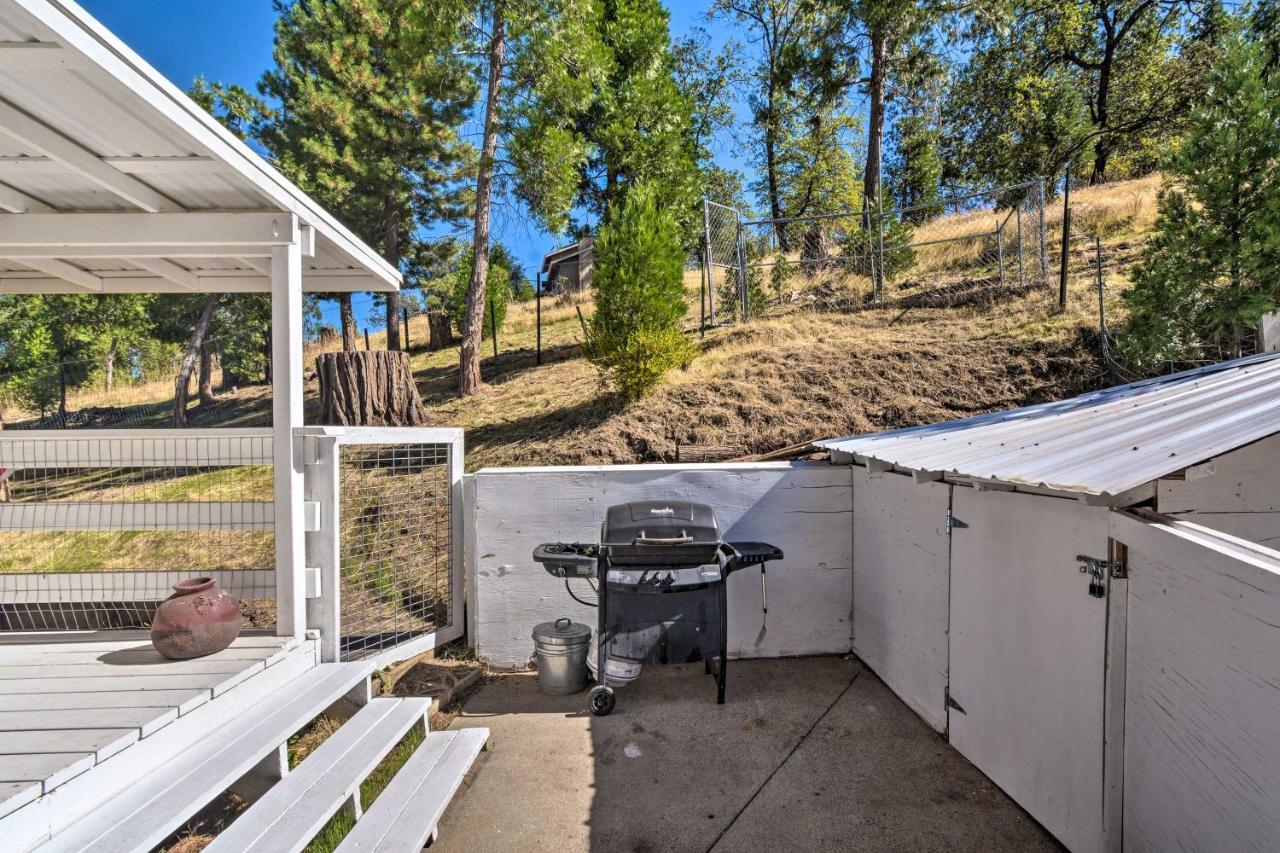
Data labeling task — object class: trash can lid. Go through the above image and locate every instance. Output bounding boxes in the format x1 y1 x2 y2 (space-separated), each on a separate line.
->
532 617 591 646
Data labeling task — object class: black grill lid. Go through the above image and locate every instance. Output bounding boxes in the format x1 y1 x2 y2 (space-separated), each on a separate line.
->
602 501 722 566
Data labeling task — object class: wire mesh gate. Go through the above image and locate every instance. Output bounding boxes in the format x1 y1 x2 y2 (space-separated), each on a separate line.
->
302 427 464 665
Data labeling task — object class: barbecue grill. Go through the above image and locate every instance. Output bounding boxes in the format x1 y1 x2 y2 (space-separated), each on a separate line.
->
533 500 783 716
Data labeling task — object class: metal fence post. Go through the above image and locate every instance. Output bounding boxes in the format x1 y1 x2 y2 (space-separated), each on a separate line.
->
996 220 1006 286
1037 177 1049 285
875 185 886 301
1059 165 1072 309
1095 235 1107 337
402 306 410 350
735 218 749 323
1016 200 1025 289
535 271 542 365
703 198 717 327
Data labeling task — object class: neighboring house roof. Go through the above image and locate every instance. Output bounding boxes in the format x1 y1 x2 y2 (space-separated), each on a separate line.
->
0 0 400 294
816 351 1280 504
539 237 591 275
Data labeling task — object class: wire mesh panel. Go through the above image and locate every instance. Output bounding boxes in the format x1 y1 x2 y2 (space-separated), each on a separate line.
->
0 431 276 631
337 442 454 661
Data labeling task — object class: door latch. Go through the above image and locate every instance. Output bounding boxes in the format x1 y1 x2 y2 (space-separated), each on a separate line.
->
1076 554 1120 598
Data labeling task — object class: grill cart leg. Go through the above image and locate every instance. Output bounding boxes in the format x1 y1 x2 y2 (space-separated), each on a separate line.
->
717 579 728 704
588 551 616 716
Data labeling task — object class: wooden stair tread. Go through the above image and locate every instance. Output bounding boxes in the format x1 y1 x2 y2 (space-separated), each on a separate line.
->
335 727 488 853
33 661 371 853
207 697 429 853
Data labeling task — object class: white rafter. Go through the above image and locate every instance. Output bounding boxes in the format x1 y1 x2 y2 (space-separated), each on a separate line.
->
18 258 101 291
0 99 181 212
0 155 224 174
0 41 80 70
126 257 197 289
0 181 52 213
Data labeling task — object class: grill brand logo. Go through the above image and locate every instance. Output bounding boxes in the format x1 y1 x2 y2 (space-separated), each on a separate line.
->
649 507 676 515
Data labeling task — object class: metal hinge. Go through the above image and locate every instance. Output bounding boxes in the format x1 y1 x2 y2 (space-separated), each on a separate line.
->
945 690 967 715
945 512 968 530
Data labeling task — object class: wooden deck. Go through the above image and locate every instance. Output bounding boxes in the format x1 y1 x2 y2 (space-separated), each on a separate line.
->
0 630 299 819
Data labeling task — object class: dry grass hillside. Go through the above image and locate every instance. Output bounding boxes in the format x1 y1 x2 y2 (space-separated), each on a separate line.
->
4 176 1164 470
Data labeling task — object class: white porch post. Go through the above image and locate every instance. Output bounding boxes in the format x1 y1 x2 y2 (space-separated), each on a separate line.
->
271 215 306 637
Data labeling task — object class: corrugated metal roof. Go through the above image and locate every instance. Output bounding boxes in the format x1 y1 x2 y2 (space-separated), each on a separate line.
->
0 0 399 293
816 351 1280 504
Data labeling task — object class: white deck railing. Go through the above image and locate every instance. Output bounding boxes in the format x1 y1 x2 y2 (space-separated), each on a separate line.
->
0 428 279 631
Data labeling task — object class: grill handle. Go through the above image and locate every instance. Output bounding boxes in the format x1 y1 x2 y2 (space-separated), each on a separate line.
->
633 531 693 545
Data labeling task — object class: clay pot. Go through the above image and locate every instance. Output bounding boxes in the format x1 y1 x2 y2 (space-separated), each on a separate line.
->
151 577 241 660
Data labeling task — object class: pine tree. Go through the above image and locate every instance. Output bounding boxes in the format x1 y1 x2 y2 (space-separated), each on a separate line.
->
457 0 603 395
586 180 696 398
1120 33 1280 370
260 0 476 352
888 114 942 221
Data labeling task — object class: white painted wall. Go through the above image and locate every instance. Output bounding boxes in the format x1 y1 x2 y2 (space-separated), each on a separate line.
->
850 468 950 732
1156 433 1280 547
470 462 853 669
1111 511 1280 853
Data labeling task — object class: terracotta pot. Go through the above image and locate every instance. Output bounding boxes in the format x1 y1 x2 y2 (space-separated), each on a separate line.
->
151 577 241 660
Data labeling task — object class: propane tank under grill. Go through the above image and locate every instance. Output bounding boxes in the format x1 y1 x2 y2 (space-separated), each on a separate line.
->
533 500 783 716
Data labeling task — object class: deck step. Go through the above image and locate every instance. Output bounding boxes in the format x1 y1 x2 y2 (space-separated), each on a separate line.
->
33 660 371 853
206 697 429 853
335 727 488 853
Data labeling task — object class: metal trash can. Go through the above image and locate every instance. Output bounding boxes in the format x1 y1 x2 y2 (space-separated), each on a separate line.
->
532 617 591 695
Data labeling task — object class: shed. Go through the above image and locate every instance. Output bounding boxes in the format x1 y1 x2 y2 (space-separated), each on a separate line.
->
814 351 1280 853
539 235 592 293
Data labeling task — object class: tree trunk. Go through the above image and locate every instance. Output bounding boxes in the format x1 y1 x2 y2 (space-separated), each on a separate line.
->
173 294 221 427
197 340 215 406
764 77 787 252
339 293 357 353
315 351 428 426
103 336 117 394
460 2 506 397
1090 40 1116 185
384 191 402 352
426 309 452 351
864 29 887 213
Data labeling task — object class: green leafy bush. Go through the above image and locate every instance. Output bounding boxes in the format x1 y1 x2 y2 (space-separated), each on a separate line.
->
449 248 511 340
586 180 696 397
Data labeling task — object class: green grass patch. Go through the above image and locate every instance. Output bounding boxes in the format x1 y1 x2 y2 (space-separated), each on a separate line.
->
0 531 275 573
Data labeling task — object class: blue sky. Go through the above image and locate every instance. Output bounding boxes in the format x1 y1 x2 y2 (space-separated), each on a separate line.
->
79 0 750 330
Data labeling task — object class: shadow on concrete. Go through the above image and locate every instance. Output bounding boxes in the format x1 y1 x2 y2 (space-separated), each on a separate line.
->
433 657 1061 853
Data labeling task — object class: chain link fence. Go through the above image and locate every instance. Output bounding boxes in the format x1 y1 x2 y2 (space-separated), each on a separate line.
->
704 180 1049 321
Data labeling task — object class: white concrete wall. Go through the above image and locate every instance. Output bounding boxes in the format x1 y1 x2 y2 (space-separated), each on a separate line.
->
851 468 951 732
470 462 853 669
1156 433 1280 547
1111 512 1280 853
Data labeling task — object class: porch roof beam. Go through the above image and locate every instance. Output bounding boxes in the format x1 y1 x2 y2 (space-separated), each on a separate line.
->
0 212 299 254
0 99 181 212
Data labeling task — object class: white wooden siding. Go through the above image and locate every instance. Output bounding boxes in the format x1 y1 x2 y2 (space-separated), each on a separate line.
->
1111 512 1280 853
850 467 950 732
471 462 853 668
1156 433 1280 547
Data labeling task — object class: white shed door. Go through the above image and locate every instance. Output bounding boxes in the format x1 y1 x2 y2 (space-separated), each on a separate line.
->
948 489 1109 853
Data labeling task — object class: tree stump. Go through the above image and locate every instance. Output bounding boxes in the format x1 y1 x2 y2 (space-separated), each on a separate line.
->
315 351 428 426
426 310 453 351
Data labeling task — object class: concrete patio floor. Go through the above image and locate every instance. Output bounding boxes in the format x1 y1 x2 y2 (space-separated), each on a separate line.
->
432 656 1061 853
